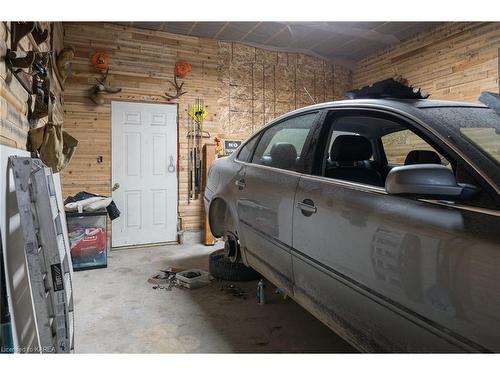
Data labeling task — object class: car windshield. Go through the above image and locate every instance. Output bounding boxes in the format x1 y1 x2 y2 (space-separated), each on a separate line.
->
422 106 500 165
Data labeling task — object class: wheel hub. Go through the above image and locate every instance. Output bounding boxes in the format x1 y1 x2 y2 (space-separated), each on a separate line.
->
224 232 239 263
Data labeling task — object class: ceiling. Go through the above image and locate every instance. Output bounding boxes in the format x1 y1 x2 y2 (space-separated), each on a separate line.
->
116 22 444 64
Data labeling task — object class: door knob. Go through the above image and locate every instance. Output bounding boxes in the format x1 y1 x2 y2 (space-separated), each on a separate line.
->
297 199 317 217
168 155 176 173
112 183 120 191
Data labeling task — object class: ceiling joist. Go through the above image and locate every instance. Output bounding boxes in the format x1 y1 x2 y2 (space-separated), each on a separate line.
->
113 21 444 63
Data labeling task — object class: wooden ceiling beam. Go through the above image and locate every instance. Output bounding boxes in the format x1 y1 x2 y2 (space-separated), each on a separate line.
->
240 22 262 41
283 22 400 45
213 22 230 39
187 22 197 36
263 25 289 45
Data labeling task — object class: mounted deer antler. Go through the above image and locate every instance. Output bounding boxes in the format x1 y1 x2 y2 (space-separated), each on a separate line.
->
164 75 187 101
90 68 122 105
95 68 122 94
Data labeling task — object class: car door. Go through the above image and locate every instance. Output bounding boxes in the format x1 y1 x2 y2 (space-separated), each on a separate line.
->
291 109 500 352
236 111 320 294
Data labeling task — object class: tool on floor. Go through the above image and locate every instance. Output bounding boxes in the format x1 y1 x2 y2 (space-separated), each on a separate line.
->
149 267 188 291
257 279 266 305
8 156 75 353
147 268 180 285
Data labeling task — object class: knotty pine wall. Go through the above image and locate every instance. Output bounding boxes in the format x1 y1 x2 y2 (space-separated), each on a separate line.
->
354 22 500 172
354 22 500 101
61 22 352 232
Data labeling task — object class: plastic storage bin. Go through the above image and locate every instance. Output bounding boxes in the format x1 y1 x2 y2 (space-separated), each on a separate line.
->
66 211 108 271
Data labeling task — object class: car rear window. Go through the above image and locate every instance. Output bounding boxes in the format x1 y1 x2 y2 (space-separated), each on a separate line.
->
237 136 259 162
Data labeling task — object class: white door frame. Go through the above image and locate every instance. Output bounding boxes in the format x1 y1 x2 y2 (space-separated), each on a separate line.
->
111 101 179 248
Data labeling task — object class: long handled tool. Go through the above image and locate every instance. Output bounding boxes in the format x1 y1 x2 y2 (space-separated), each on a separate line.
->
187 99 210 202
187 118 193 203
193 99 202 200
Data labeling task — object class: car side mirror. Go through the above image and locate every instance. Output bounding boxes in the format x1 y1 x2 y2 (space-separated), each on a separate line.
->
385 164 479 200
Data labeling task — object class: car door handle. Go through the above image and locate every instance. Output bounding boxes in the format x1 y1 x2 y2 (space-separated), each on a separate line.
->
297 199 317 216
235 178 246 190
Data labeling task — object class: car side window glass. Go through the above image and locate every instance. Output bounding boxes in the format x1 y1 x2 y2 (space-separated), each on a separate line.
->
321 114 452 188
237 136 259 162
382 129 450 167
251 113 317 171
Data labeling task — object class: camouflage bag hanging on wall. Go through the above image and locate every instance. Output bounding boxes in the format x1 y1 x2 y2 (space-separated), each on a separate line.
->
28 123 78 173
27 53 78 172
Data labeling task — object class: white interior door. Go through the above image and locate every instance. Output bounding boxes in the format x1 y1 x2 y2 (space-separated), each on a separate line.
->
112 101 178 247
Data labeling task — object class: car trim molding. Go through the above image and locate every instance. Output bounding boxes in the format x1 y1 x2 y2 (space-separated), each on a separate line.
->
299 174 500 218
240 217 489 352
240 218 292 255
421 200 500 217
234 159 304 177
299 174 388 194
244 247 293 291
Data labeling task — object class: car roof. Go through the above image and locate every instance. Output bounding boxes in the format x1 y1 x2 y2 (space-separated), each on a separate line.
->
285 98 486 114
263 98 488 131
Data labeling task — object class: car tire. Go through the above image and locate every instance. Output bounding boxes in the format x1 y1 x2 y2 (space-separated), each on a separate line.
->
208 249 260 282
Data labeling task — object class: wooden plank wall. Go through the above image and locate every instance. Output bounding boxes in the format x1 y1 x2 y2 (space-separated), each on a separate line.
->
62 23 221 232
0 22 64 149
61 22 352 232
354 22 500 102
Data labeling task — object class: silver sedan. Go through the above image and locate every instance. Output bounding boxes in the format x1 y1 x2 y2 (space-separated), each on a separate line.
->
204 97 500 352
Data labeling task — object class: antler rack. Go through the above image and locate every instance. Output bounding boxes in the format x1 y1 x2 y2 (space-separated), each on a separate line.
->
164 75 187 101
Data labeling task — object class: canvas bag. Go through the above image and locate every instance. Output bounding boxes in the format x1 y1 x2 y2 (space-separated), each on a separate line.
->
28 122 78 172
27 54 78 172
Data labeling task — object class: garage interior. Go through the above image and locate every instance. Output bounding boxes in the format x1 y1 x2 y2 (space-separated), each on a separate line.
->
1 20 500 354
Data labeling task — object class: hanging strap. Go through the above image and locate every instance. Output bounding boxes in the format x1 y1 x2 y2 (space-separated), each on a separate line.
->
46 52 53 125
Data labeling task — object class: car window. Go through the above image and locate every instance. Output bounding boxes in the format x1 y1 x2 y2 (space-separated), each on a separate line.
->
422 107 500 166
251 113 317 171
237 136 259 162
460 127 500 164
320 114 452 188
381 129 449 166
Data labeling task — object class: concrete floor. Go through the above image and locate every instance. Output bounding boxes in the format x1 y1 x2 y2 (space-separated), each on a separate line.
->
73 240 355 353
